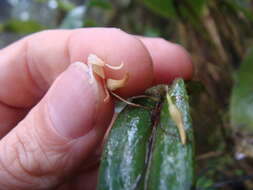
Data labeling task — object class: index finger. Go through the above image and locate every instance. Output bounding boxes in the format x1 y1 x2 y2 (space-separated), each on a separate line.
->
139 37 193 84
0 28 154 108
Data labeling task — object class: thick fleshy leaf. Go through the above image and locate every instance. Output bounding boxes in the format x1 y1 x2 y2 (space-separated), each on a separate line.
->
145 79 195 190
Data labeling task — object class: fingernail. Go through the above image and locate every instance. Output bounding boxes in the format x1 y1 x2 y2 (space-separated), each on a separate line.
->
47 62 98 139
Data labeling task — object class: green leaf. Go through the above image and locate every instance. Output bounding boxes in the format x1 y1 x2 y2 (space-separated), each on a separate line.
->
60 6 86 29
145 79 195 190
3 19 46 34
230 47 253 133
97 97 156 190
141 0 177 19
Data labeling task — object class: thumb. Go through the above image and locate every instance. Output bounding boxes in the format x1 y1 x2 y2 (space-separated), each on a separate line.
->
0 62 113 190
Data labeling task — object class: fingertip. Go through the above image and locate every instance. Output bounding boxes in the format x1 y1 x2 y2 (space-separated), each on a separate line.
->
163 41 193 81
139 37 193 84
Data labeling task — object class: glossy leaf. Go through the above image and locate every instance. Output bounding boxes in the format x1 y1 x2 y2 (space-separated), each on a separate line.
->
97 98 157 190
98 79 195 190
145 79 195 190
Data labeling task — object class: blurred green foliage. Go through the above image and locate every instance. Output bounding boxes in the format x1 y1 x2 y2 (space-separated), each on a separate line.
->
56 0 75 11
142 0 206 19
141 0 178 19
35 0 75 11
230 47 253 132
60 6 85 29
2 0 252 36
89 0 112 10
196 176 215 190
3 19 46 34
226 0 253 22
142 0 253 22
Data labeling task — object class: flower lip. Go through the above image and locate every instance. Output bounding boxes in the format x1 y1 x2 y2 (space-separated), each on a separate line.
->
86 54 129 102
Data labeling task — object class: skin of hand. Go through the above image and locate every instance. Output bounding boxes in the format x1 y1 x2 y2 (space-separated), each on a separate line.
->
0 28 193 190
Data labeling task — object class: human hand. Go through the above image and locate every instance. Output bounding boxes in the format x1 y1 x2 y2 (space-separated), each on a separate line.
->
0 28 192 190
